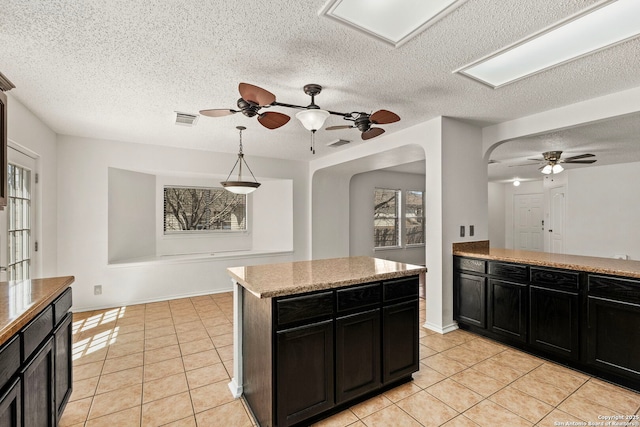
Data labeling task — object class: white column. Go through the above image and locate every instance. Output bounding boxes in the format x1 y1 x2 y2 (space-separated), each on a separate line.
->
228 279 244 398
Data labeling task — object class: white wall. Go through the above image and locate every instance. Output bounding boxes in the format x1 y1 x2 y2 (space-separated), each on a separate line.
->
488 182 506 248
6 94 58 278
565 162 640 260
349 170 425 266
57 135 309 310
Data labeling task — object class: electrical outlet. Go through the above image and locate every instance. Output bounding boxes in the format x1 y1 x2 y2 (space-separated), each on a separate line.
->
470 225 475 236
460 225 465 237
94 285 102 295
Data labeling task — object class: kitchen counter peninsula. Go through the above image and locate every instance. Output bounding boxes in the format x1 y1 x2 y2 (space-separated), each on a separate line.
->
227 257 426 427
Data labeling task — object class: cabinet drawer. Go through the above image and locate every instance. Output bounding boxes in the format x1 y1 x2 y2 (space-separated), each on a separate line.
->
21 305 53 362
454 257 485 274
276 291 334 328
530 267 579 292
382 276 419 303
53 288 72 326
0 334 21 387
489 262 528 282
589 275 640 304
337 283 381 313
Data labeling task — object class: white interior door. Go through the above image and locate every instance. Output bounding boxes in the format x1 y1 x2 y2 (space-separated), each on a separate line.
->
0 146 37 281
549 186 566 254
513 193 544 251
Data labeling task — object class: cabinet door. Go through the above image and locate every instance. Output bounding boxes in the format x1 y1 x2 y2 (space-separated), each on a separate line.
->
336 309 381 403
0 378 21 427
454 273 486 328
382 299 419 384
276 320 334 427
488 280 527 343
588 296 640 379
54 313 73 420
530 286 579 360
21 336 55 427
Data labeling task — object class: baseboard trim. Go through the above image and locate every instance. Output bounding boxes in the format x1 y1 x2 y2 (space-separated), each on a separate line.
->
423 321 459 334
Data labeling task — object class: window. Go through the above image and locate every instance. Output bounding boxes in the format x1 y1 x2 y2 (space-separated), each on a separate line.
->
374 188 400 248
405 190 424 245
374 188 424 249
163 186 246 233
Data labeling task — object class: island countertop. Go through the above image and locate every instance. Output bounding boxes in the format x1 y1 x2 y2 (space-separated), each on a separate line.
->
227 256 427 298
453 241 640 279
0 276 75 346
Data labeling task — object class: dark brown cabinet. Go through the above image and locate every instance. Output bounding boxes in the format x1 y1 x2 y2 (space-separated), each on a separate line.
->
382 300 419 383
0 72 15 210
54 313 73 419
530 285 579 360
454 273 486 328
22 337 55 427
488 279 527 343
0 378 21 427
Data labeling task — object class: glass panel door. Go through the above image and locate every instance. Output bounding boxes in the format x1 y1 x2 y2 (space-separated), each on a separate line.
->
7 162 32 280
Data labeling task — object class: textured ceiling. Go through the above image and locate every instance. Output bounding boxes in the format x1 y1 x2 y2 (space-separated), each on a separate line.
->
1 0 640 163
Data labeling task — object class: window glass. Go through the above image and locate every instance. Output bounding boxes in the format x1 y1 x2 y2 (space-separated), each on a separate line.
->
374 188 400 247
405 190 424 245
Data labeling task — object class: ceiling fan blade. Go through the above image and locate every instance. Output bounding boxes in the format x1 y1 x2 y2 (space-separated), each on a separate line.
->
239 83 276 106
508 162 540 167
362 127 385 140
527 158 544 161
564 159 597 164
257 111 290 129
563 153 595 161
199 108 237 117
325 125 354 130
370 110 400 125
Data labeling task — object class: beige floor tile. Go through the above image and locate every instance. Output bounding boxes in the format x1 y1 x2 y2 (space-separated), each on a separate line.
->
143 357 185 381
559 393 627 422
59 396 93 426
576 378 640 414
206 323 233 337
471 358 524 384
451 369 507 396
489 386 553 423
420 334 460 352
410 364 447 389
145 334 179 351
510 374 572 406
185 362 229 389
419 343 438 359
189 380 236 413
107 340 145 358
72 346 109 365
177 328 210 344
85 406 141 427
463 400 532 427
427 378 483 412
527 363 588 394
211 333 233 348
102 351 144 374
361 404 422 427
96 366 143 394
396 390 459 426
161 416 197 426
383 382 422 402
489 350 543 373
441 415 481 427
195 400 252 427
144 324 176 339
113 330 145 344
89 383 142 419
182 349 222 371
180 337 215 355
69 375 99 402
422 353 469 376
173 315 202 325
201 316 230 328
310 409 358 427
116 322 146 335
143 372 189 403
73 360 104 381
144 317 174 329
174 320 205 333
216 344 233 361
141 391 194 427
461 338 506 357
144 344 181 365
441 345 494 365
350 394 393 419
536 409 586 427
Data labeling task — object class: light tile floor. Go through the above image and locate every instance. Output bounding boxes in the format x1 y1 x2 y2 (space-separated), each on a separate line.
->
60 294 640 427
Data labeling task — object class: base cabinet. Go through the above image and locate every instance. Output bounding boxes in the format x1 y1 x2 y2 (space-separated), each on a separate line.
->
22 337 55 427
54 313 73 419
0 379 21 427
488 279 527 343
530 286 579 360
454 273 486 328
382 300 419 384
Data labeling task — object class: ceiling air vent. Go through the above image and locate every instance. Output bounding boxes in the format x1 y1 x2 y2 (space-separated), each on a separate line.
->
175 111 199 127
327 138 352 148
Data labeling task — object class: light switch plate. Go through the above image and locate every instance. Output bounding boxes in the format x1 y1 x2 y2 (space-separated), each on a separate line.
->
460 225 465 237
470 225 474 236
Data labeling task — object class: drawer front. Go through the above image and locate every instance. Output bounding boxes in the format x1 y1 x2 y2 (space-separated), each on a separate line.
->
383 276 419 303
21 305 54 362
530 267 579 292
53 287 73 326
276 291 334 328
589 275 640 304
337 283 381 313
0 334 21 387
454 257 485 274
489 262 528 282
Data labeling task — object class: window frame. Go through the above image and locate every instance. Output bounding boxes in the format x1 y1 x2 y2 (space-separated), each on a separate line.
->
373 187 425 251
404 189 425 247
163 185 248 235
373 187 401 249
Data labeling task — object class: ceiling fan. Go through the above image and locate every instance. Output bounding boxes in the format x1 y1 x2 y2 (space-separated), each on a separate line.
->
199 83 400 142
510 150 597 174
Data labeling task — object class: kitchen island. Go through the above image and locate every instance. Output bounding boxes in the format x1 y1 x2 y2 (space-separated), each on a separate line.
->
227 256 426 427
0 276 75 426
453 241 640 391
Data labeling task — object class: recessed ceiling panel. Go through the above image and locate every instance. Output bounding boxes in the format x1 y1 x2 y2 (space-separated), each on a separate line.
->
320 0 465 47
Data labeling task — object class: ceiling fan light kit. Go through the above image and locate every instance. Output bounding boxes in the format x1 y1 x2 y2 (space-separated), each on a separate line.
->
200 82 401 153
221 126 261 194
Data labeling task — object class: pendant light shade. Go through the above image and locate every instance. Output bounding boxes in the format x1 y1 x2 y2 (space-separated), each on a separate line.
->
221 126 261 194
296 109 330 131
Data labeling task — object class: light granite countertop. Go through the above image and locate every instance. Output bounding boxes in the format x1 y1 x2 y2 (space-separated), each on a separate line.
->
453 242 640 279
227 256 427 298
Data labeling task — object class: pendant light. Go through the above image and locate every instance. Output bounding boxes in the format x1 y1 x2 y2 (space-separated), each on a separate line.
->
221 126 261 194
